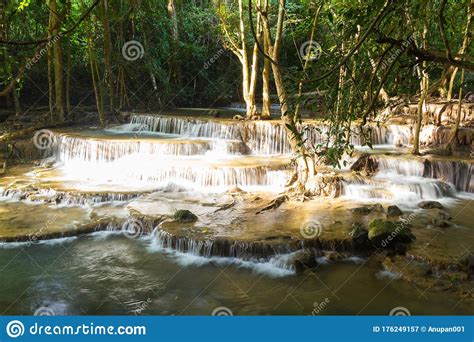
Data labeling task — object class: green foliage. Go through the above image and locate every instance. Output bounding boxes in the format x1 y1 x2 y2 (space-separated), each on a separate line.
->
1 0 473 166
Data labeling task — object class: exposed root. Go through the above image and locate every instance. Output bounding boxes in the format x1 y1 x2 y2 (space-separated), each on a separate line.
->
285 171 299 187
256 194 289 214
214 198 237 212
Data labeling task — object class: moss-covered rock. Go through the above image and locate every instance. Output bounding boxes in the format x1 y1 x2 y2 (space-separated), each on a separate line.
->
351 204 384 216
173 209 198 223
368 219 414 247
351 206 372 215
349 223 368 240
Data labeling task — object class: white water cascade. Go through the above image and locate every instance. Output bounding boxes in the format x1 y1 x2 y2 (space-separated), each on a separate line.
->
45 114 472 201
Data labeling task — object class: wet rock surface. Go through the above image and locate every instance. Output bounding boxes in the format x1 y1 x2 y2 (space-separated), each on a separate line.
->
387 205 403 217
419 201 444 209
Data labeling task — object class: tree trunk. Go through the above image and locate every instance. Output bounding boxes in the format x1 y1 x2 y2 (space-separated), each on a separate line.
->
248 0 262 119
167 0 181 84
12 86 21 116
261 39 271 117
237 0 257 118
89 45 106 127
262 0 305 155
101 0 115 111
0 0 9 108
445 0 473 150
412 22 429 155
412 73 428 155
65 41 71 114
49 0 66 122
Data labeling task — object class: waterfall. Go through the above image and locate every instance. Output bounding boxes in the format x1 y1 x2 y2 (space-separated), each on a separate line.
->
42 113 472 197
54 134 248 161
375 156 472 192
343 154 472 202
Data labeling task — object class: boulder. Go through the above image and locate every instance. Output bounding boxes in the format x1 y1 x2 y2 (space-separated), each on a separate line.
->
351 206 371 215
173 209 198 223
368 219 414 247
419 201 444 209
350 153 379 174
288 249 318 273
349 222 371 249
349 223 368 239
421 208 453 228
387 205 403 217
351 204 384 216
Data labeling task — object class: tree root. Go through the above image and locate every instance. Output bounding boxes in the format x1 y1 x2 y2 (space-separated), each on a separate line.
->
256 194 289 214
214 198 237 212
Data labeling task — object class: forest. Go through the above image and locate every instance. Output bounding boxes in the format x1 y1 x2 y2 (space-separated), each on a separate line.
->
0 0 473 316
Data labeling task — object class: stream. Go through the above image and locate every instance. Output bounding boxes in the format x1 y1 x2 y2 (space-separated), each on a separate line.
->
0 112 472 315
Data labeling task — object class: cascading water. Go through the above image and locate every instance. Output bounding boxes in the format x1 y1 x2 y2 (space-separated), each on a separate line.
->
44 114 472 199
342 154 471 204
49 122 292 193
